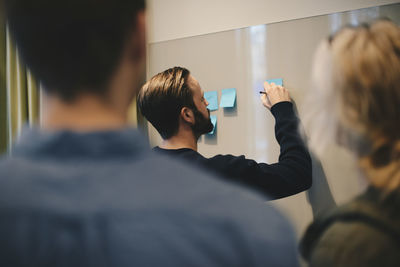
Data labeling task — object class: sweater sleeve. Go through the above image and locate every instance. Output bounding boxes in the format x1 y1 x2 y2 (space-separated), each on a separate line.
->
207 101 312 200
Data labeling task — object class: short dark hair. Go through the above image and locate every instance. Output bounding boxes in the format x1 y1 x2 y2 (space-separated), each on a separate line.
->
4 0 145 101
137 67 196 139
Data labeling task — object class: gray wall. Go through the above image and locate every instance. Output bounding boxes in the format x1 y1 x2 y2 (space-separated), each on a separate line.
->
146 3 400 236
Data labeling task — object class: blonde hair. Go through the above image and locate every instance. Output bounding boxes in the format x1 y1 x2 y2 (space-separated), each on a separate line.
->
304 20 400 191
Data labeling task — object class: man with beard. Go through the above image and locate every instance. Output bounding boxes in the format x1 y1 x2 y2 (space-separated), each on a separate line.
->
138 67 312 200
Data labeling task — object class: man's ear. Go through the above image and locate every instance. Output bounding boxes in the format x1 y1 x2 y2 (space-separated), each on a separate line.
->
180 107 195 125
135 11 146 61
127 10 146 62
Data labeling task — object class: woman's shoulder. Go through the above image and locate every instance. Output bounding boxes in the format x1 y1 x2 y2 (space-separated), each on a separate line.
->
309 220 400 267
300 187 400 266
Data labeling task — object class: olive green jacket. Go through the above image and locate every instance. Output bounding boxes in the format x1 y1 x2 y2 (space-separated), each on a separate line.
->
300 186 400 267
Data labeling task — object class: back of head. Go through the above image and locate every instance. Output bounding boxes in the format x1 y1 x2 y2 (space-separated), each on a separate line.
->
137 67 196 139
4 0 145 101
305 19 400 190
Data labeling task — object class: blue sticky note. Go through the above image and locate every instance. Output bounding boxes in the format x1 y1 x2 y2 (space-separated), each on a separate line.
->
219 88 236 108
208 115 217 135
204 91 218 111
266 78 283 86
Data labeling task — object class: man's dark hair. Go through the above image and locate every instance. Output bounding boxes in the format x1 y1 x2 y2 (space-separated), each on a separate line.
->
4 0 145 101
137 67 196 139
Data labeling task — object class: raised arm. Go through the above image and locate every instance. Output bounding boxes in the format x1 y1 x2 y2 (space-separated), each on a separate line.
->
208 82 312 199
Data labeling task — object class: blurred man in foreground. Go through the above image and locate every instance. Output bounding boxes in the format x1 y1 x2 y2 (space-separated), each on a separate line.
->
0 1 299 266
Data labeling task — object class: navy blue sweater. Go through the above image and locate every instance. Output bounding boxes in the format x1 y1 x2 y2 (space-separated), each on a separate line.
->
154 102 312 200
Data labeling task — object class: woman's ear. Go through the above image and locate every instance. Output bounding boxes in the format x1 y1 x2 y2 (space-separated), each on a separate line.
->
180 107 195 125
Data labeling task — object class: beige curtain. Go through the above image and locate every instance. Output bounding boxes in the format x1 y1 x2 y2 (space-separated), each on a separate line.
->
0 9 40 154
0 9 6 153
5 28 40 149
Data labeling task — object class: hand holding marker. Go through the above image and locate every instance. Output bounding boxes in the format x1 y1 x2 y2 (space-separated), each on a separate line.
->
259 78 283 94
260 78 291 109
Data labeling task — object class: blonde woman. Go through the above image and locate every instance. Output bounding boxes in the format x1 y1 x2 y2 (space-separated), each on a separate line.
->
300 20 400 266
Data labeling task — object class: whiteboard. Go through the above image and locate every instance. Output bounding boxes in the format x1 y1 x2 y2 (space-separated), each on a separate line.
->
145 3 400 237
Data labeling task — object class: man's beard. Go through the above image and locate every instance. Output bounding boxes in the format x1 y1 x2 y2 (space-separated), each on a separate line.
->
191 107 214 139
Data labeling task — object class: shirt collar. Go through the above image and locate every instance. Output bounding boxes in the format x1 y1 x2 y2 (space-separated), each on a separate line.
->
11 126 150 160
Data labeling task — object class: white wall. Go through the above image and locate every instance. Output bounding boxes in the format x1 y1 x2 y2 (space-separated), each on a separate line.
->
147 0 400 43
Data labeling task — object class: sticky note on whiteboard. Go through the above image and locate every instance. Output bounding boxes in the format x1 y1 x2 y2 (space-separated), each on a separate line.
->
208 115 217 135
204 91 218 111
266 78 283 86
219 88 236 108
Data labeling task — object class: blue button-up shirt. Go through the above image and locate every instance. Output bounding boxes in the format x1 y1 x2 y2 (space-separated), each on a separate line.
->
0 127 298 266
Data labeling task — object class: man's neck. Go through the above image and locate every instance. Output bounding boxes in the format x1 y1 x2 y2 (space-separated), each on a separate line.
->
160 131 198 151
41 53 144 132
42 94 129 131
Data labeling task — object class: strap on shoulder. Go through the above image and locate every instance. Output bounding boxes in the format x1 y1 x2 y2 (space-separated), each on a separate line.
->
300 208 400 260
